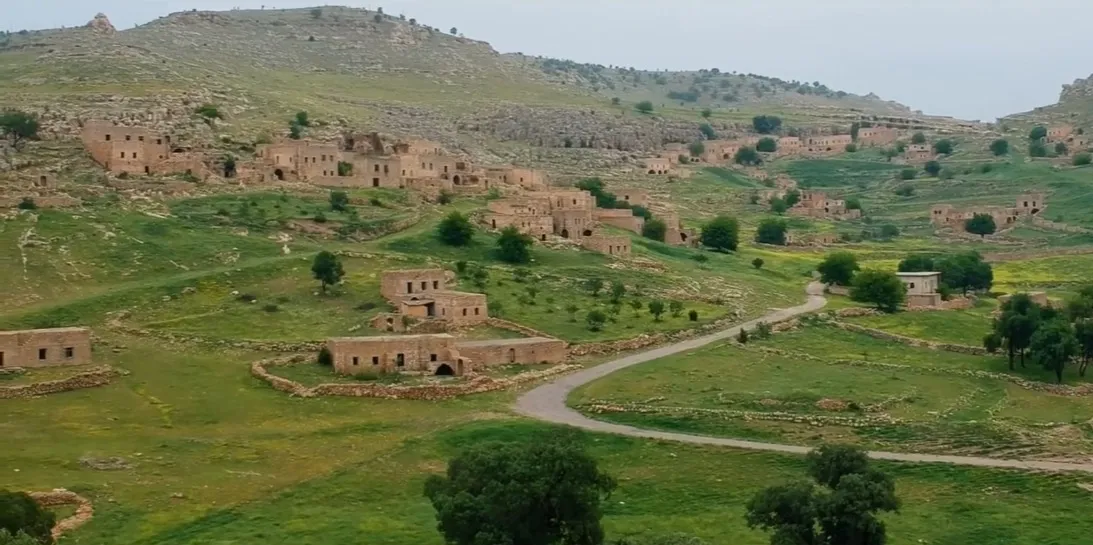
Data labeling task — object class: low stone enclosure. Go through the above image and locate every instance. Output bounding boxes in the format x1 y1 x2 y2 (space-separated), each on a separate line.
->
252 354 580 401
29 489 94 541
0 366 123 400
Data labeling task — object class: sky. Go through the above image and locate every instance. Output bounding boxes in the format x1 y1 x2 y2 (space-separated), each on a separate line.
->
7 0 1093 121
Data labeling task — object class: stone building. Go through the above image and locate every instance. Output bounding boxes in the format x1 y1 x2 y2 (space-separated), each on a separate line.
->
803 135 853 154
0 327 92 369
380 269 488 327
857 127 899 147
930 193 1045 230
788 191 861 220
328 334 469 376
904 143 934 163
897 272 942 308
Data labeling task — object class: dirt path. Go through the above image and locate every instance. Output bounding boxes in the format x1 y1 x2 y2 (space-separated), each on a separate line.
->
515 282 1093 474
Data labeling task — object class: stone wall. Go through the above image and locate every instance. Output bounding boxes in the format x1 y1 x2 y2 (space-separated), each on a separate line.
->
0 366 120 399
251 355 579 400
28 489 94 541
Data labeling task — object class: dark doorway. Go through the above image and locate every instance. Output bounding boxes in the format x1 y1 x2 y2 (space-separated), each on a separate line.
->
435 364 454 376
274 169 285 181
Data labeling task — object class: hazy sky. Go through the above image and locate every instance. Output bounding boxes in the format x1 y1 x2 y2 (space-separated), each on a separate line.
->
7 0 1092 121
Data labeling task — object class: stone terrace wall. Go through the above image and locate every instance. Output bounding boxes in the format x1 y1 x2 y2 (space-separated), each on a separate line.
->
0 366 121 399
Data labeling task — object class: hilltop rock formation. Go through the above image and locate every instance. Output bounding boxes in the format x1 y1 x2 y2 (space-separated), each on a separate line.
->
86 13 116 34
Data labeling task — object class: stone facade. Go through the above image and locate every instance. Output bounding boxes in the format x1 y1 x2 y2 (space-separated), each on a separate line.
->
930 193 1045 230
788 191 861 220
328 334 469 376
897 272 942 308
0 327 92 369
380 269 488 327
454 337 567 367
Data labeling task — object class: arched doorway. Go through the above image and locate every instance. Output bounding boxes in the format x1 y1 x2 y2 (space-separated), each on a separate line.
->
435 364 454 376
560 229 569 239
274 169 285 181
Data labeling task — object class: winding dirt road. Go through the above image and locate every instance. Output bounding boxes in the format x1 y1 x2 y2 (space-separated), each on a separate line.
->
515 282 1093 474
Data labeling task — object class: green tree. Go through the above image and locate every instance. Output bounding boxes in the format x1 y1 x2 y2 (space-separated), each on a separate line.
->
898 169 916 181
923 160 942 177
648 300 666 321
850 270 906 312
933 139 954 155
642 218 667 242
964 213 996 236
817 252 859 286
756 137 777 153
698 123 717 140
752 115 782 134
1028 126 1047 141
437 211 475 246
700 215 740 252
1073 152 1092 166
755 218 788 245
734 146 762 165
609 281 627 304
636 101 654 114
424 438 616 545
688 141 705 158
0 490 56 545
1029 141 1047 157
586 310 607 331
990 139 1010 156
497 226 533 264
0 111 39 150
294 111 310 127
311 251 345 294
752 257 764 270
911 132 926 144
1030 318 1078 383
329 190 350 211
585 277 605 297
669 300 684 318
746 445 899 545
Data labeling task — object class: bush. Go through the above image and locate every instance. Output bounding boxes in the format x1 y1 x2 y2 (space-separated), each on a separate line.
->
990 139 1009 156
437 211 475 246
317 346 333 366
899 169 916 180
635 101 654 114
755 218 788 245
688 309 698 321
700 215 739 252
1074 152 1092 166
756 137 777 153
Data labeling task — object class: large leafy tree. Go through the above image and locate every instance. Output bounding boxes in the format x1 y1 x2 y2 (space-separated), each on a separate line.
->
746 444 899 545
311 251 345 294
699 215 739 252
0 490 55 545
424 438 616 545
850 270 906 312
817 252 859 286
1030 318 1078 383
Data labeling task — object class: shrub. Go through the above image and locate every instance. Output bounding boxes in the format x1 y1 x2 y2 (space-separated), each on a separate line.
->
317 346 333 366
688 310 698 321
1074 152 1092 166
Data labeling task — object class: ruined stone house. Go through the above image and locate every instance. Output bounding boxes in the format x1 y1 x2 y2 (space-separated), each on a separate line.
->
897 272 942 308
0 327 92 369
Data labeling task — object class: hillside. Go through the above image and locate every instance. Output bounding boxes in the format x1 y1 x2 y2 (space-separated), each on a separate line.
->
0 5 928 162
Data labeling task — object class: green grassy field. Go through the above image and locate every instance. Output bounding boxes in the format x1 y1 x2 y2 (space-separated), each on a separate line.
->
572 323 1093 457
